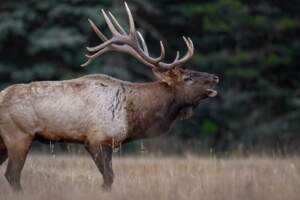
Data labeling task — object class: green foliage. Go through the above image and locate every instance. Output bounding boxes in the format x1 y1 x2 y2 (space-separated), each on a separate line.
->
201 119 219 136
225 67 259 79
181 0 247 32
246 15 270 31
30 28 85 52
274 17 297 31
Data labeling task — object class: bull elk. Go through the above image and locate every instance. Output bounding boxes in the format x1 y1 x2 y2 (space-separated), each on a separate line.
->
0 2 218 191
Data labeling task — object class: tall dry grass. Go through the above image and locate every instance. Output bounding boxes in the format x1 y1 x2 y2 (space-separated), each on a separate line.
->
0 154 300 200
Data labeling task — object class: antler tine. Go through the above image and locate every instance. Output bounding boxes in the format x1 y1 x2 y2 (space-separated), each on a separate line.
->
81 57 93 67
156 41 165 62
85 48 110 59
173 36 194 67
158 51 180 70
81 18 108 67
81 47 111 67
86 40 113 52
85 16 115 52
182 36 190 49
137 31 149 55
183 36 192 56
158 36 194 70
88 19 107 41
136 29 166 61
187 37 194 56
108 11 127 35
173 36 193 66
86 8 129 53
124 2 136 36
124 1 166 64
101 9 122 36
173 51 180 63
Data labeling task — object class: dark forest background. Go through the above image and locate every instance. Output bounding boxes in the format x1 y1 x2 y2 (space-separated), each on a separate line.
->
0 0 299 155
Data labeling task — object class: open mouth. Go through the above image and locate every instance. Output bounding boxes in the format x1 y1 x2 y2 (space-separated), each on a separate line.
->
206 89 218 97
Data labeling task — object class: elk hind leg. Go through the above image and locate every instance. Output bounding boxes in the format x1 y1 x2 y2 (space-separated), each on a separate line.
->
0 148 8 166
0 136 8 165
4 133 32 191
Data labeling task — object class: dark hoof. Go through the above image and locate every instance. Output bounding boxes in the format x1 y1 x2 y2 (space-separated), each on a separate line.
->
102 184 112 191
12 186 23 193
5 177 23 193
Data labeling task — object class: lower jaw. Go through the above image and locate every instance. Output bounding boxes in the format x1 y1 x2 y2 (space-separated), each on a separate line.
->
192 99 203 108
206 89 218 97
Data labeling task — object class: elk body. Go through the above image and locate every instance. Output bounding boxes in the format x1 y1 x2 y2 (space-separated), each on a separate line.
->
0 3 218 191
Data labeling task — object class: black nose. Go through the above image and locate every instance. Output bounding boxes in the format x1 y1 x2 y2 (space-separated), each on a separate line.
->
213 75 219 83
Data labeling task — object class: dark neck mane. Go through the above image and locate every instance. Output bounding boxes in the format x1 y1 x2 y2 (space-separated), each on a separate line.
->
125 82 190 140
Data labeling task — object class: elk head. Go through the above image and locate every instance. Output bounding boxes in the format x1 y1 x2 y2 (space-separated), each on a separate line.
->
82 2 219 110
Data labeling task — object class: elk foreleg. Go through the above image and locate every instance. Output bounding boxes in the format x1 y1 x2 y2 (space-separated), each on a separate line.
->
86 143 113 190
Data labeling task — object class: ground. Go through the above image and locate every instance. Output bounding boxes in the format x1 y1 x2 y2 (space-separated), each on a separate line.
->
0 154 300 200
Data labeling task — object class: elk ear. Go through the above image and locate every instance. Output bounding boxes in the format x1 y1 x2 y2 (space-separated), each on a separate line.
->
152 68 183 85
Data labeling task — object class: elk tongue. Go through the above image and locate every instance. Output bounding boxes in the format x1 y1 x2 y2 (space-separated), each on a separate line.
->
206 89 218 97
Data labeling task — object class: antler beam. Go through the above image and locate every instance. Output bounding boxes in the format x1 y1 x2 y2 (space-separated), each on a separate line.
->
81 2 194 71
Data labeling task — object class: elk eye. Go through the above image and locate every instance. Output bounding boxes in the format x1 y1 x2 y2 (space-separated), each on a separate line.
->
204 80 211 84
183 77 192 82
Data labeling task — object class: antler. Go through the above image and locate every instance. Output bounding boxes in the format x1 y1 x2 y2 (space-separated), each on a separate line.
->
81 2 194 71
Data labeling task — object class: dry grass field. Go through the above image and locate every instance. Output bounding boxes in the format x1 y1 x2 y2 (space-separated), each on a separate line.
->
0 154 300 200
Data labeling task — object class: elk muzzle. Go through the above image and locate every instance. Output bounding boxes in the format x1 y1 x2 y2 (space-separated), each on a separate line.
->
206 75 219 98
